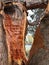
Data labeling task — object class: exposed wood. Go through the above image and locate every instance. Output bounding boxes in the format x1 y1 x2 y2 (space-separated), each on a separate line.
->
2 3 27 65
0 1 49 65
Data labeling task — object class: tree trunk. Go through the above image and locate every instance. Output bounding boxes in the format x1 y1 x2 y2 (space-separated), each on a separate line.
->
0 14 8 65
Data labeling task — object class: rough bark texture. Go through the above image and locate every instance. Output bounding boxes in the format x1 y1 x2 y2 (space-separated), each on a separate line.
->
0 0 47 3
27 14 49 65
0 0 47 10
0 14 8 65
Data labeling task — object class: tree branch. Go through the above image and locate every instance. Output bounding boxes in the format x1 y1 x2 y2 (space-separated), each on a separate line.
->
26 3 47 10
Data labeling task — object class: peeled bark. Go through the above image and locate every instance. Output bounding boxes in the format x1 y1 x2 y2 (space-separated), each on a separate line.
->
3 3 27 65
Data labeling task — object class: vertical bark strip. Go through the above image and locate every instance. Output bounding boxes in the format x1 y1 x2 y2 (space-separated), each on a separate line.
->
3 3 27 65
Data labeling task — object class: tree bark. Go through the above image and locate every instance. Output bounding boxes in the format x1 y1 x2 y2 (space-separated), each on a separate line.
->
27 13 49 65
0 14 8 65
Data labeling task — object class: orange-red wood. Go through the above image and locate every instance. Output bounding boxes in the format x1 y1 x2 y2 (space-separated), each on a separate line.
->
3 3 27 65
3 14 27 65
